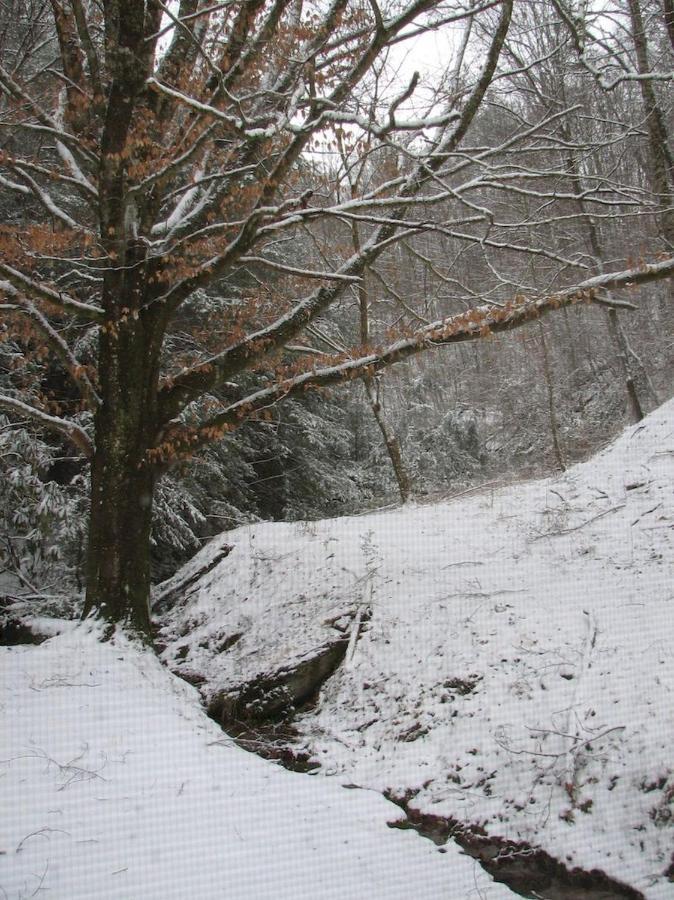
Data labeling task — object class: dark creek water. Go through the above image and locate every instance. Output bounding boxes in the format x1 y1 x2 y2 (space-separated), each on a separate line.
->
169 607 650 900
385 792 645 900
205 692 645 900
0 611 656 899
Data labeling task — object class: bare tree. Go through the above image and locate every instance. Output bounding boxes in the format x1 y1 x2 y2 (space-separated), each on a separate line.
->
333 119 411 501
554 0 674 245
1 0 672 639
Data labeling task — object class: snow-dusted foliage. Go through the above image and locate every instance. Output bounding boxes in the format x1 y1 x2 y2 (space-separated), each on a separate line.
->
0 417 86 596
406 407 484 488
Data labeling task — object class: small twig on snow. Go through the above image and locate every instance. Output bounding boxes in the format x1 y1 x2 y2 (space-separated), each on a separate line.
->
530 504 624 540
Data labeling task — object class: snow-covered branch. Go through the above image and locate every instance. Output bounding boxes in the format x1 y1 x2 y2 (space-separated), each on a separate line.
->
9 166 90 233
0 266 104 321
156 257 672 462
238 256 363 283
156 0 514 421
1 294 100 409
0 395 93 458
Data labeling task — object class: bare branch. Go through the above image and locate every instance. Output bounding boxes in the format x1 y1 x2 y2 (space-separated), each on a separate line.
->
156 0 515 422
70 0 103 99
9 165 90 232
238 256 363 283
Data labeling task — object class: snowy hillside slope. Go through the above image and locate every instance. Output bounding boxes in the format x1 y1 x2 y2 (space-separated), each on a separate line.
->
1 627 513 899
158 399 674 898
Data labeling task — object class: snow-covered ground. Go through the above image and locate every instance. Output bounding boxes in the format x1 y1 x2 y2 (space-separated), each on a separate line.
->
1 626 514 899
157 399 674 898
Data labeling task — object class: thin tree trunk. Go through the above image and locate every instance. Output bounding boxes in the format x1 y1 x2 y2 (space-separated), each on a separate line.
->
564 138 657 414
664 0 674 51
626 0 674 247
606 309 645 422
538 321 565 471
610 306 659 404
350 217 411 504
561 307 579 379
362 375 411 502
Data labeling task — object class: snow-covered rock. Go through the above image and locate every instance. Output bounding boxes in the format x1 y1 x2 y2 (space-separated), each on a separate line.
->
158 398 674 898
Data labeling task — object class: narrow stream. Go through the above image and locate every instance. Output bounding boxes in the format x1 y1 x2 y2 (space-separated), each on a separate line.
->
0 611 653 899
205 699 645 900
385 791 644 900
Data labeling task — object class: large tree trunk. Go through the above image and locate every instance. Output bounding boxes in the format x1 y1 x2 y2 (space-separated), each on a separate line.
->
79 3 161 637
82 317 160 638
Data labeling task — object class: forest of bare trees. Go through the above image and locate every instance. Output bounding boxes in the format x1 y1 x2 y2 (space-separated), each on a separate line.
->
0 0 672 639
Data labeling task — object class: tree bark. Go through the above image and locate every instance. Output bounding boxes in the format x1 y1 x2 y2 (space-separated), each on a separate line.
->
664 0 674 51
81 0 162 637
82 316 161 638
350 204 412 504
